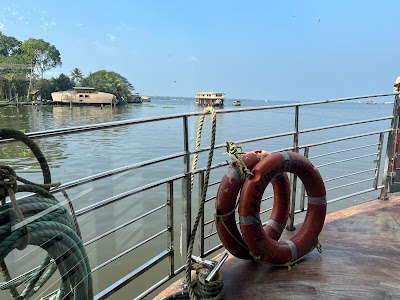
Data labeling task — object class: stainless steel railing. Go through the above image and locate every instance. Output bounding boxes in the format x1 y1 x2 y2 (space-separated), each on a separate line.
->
0 92 398 299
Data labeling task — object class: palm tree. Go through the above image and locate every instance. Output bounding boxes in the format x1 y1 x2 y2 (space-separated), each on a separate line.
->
70 68 84 86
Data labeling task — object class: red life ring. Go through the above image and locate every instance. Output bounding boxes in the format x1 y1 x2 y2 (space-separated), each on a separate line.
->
239 151 326 265
215 150 291 259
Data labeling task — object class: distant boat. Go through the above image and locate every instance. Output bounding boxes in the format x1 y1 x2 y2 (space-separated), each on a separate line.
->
195 92 224 107
128 94 143 103
366 100 377 104
51 87 119 106
233 100 241 106
141 96 151 102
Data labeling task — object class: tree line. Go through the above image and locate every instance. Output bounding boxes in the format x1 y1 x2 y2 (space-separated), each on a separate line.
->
0 32 134 102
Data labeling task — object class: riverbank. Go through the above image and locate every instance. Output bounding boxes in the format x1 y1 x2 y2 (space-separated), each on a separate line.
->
0 101 43 107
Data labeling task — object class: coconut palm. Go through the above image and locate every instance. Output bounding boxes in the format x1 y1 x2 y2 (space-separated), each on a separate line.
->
70 67 84 86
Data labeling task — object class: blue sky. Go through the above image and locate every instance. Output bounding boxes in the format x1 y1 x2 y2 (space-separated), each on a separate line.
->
1 0 399 100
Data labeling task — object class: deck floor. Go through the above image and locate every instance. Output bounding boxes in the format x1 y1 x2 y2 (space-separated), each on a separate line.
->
155 195 400 299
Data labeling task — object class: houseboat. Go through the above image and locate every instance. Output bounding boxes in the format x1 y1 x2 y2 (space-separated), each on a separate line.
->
51 87 118 106
233 100 241 106
141 96 151 102
195 92 224 107
128 93 143 103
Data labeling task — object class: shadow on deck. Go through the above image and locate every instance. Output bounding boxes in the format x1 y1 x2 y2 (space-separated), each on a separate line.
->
155 195 400 299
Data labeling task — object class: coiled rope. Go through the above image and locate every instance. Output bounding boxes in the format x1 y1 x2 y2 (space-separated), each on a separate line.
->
0 128 93 300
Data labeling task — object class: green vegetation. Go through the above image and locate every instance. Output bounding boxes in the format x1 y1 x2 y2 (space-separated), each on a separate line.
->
80 70 134 101
0 32 134 102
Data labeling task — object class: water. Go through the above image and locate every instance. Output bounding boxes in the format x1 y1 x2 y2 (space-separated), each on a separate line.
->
0 97 395 299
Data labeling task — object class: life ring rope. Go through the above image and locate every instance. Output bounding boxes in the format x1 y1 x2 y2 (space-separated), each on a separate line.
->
249 240 323 270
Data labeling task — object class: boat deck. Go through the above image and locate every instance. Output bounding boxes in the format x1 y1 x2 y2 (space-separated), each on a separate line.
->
155 194 400 299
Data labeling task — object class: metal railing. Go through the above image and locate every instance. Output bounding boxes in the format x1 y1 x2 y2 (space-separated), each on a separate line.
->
1 92 399 299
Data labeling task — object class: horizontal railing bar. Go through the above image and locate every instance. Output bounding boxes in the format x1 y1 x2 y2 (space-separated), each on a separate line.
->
300 116 392 134
204 230 218 240
293 186 383 215
135 276 172 300
134 264 186 299
299 129 390 149
208 181 221 187
326 178 374 191
92 228 168 273
324 168 376 183
316 153 376 168
262 195 274 202
190 161 228 175
95 249 170 300
83 203 167 246
51 153 186 193
204 218 215 226
203 244 224 257
205 195 217 203
231 131 296 147
134 265 186 299
310 143 378 159
327 186 383 204
76 174 183 216
1 94 395 144
189 131 296 157
260 207 273 215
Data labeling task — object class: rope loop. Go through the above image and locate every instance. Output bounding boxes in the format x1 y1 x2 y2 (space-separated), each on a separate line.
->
224 141 253 181
0 164 30 251
0 128 92 299
0 165 18 199
284 262 293 271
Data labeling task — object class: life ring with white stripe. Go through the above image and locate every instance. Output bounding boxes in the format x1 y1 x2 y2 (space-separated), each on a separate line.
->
215 150 291 259
239 151 326 265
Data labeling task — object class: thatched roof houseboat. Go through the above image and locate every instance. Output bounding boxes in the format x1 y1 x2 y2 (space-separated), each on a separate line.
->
51 87 118 106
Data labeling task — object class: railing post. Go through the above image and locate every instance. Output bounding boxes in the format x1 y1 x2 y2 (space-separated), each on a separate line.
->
182 116 192 253
167 181 174 277
299 147 309 212
374 133 384 189
380 94 400 199
287 105 300 231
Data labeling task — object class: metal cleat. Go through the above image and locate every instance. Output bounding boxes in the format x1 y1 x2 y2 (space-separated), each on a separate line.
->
205 252 229 282
191 255 216 269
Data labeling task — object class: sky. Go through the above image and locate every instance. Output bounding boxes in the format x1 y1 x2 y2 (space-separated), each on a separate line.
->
0 0 399 101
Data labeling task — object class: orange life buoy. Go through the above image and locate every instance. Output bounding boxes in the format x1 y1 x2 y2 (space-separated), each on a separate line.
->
239 151 326 265
215 150 291 259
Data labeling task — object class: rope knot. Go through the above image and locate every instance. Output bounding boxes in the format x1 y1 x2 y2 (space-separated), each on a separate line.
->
0 165 18 199
224 142 253 180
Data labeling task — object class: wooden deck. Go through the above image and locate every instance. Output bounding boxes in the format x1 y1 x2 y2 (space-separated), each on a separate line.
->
155 195 400 299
